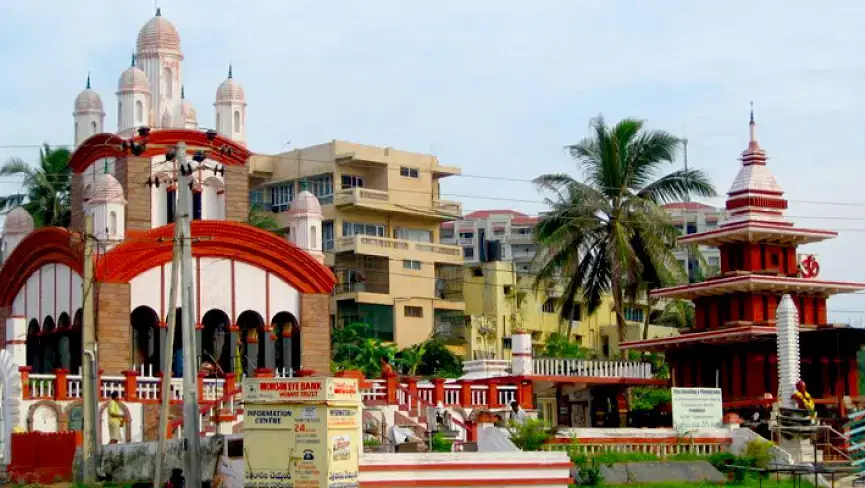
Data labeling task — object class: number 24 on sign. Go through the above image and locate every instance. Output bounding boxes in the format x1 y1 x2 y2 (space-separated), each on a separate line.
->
295 423 307 433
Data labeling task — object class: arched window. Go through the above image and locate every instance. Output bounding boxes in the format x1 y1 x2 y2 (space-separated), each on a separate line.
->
310 226 317 249
233 110 240 132
90 120 97 134
135 100 144 124
74 122 79 143
163 67 174 98
109 211 118 235
216 113 221 131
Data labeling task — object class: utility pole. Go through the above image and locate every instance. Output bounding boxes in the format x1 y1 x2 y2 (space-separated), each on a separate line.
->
81 212 99 483
178 142 202 487
153 197 183 488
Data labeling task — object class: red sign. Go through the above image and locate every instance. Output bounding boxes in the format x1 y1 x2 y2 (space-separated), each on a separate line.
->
800 255 820 279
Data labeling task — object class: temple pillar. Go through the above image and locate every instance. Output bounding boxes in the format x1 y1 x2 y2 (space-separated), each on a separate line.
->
802 298 814 325
262 330 275 370
245 328 259 373
694 299 706 330
820 356 831 398
849 357 860 397
816 298 828 326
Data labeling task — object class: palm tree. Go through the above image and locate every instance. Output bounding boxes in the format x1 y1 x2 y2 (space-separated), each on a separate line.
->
246 203 281 233
0 144 72 228
656 299 695 329
533 116 716 343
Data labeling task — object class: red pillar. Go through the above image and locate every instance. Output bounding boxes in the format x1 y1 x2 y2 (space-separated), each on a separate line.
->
849 357 860 397
767 295 778 324
431 378 445 405
404 377 419 415
802 298 814 325
19 366 31 399
519 380 534 410
54 369 69 401
746 352 764 398
817 298 828 326
487 381 500 409
224 372 237 394
384 372 398 405
122 370 139 401
708 300 719 329
821 356 832 398
460 382 472 407
465 420 478 442
197 370 207 400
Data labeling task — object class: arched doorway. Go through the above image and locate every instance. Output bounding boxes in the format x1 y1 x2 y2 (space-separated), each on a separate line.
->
271 312 300 375
130 306 160 375
71 309 83 374
237 310 266 376
57 313 72 371
26 320 40 373
201 309 231 375
42 317 57 373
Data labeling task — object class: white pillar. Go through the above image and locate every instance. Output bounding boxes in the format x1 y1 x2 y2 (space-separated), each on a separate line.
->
5 317 26 367
776 294 800 409
511 332 533 375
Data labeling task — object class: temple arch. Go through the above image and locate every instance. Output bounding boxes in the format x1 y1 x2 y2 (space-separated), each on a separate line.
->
237 310 266 376
201 309 231 375
271 311 300 375
130 306 160 375
26 320 40 373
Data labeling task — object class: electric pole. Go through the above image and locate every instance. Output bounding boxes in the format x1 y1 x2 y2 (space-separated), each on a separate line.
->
153 195 182 488
178 142 202 487
81 212 99 483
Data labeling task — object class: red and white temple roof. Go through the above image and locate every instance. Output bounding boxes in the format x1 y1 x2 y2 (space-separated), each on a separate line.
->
650 274 865 300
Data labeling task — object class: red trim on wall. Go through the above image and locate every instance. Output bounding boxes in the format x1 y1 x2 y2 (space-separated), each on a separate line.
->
0 227 83 308
67 130 251 174
95 221 335 294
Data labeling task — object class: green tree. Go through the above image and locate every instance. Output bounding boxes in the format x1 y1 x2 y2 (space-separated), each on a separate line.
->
0 144 72 228
540 332 589 359
414 339 462 378
656 299 695 329
532 116 716 342
331 323 397 377
395 341 428 376
247 203 281 233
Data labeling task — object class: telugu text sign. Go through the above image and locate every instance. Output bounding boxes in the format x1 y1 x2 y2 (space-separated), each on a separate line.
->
671 387 723 430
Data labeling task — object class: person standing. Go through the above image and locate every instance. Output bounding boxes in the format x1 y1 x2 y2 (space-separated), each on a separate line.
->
509 401 527 425
107 392 124 444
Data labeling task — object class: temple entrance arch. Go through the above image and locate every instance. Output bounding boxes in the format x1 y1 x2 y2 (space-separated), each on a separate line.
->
201 309 231 375
237 310 266 376
130 306 160 375
26 320 40 373
272 311 300 375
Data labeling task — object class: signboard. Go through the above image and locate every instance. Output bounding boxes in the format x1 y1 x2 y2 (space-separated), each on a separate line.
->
245 377 361 403
243 377 361 488
671 387 723 430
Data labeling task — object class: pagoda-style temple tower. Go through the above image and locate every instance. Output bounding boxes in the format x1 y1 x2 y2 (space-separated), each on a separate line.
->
622 112 865 412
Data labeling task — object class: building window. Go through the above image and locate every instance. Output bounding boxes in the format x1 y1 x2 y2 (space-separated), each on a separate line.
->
707 256 720 268
340 175 364 189
249 189 265 209
441 229 454 240
192 191 202 220
342 221 385 238
90 121 97 135
542 298 557 314
686 223 697 234
706 220 718 230
394 228 432 242
233 110 240 132
463 247 474 259
459 232 474 239
400 166 419 178
404 306 423 318
109 211 117 235
163 67 173 98
166 188 176 224
309 174 334 204
135 100 144 124
674 224 684 235
310 226 317 248
402 260 421 270
74 122 79 143
624 307 644 322
322 221 334 250
270 184 294 212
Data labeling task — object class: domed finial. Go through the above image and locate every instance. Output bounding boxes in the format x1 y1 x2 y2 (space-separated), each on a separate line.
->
228 62 233 79
86 72 91 90
749 101 757 142
181 85 185 99
156 7 162 16
131 51 136 67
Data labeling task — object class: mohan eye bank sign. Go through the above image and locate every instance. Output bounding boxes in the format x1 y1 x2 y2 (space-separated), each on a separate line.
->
671 387 723 430
243 377 362 488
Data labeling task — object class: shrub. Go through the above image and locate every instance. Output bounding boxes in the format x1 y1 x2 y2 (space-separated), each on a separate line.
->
430 432 453 452
506 419 555 451
569 453 603 487
743 438 773 469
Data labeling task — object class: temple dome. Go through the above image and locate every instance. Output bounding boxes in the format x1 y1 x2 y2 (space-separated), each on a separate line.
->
84 173 126 204
290 190 321 215
136 9 181 55
3 207 34 235
118 65 150 93
74 88 104 114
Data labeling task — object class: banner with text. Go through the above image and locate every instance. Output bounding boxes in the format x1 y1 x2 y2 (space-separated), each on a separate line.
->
671 387 723 430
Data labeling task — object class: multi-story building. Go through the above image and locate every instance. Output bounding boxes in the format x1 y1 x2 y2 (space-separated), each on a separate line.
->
440 210 678 359
663 202 725 281
248 141 466 348
441 210 538 273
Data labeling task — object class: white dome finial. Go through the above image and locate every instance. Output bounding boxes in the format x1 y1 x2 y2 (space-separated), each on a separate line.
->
137 9 181 56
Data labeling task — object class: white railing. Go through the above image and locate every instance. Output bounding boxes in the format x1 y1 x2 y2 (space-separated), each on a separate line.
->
532 358 653 379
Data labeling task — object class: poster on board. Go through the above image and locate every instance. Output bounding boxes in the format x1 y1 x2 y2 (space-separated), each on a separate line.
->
671 387 723 430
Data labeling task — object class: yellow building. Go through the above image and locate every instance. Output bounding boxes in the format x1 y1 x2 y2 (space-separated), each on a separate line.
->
249 140 466 348
450 261 678 359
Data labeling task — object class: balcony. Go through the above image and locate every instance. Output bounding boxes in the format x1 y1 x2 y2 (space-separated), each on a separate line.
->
334 188 462 219
532 358 654 379
336 235 463 265
434 320 467 342
507 232 534 245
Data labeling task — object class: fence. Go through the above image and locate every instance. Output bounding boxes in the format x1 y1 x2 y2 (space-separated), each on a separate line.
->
7 431 80 484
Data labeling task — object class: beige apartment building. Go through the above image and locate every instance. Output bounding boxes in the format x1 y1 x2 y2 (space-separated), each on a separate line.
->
248 141 466 347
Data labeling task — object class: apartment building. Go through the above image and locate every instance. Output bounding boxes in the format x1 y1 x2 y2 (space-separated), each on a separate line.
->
441 210 538 272
663 202 725 281
248 141 465 347
439 210 677 359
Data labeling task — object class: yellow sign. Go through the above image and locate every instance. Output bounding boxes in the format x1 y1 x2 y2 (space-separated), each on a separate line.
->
245 377 361 403
243 377 361 488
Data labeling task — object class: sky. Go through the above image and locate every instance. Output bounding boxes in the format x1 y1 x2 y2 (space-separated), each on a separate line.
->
1 0 865 321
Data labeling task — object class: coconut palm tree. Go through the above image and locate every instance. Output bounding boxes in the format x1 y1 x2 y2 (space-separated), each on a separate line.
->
246 203 281 233
0 144 72 228
533 116 716 343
